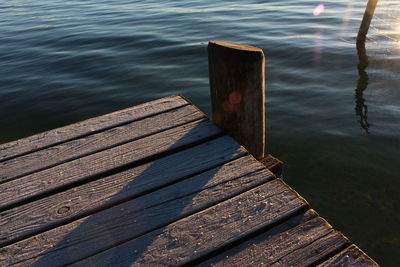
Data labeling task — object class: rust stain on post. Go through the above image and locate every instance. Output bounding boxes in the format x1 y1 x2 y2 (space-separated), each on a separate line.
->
208 40 266 159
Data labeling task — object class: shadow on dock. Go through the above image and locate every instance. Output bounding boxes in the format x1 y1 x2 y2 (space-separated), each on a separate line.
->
31 122 243 266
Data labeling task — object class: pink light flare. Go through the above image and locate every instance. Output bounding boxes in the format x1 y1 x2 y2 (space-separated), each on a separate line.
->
313 4 325 16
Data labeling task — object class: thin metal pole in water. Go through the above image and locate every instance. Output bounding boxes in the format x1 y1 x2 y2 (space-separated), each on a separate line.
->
357 0 378 44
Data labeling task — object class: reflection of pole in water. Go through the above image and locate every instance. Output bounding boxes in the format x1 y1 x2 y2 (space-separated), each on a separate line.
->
355 41 371 133
355 0 378 133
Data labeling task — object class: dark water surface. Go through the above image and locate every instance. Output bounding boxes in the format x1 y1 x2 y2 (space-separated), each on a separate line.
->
1 1 399 265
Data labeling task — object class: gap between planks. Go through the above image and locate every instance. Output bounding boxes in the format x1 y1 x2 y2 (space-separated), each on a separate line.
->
0 136 249 247
0 156 276 266
317 245 379 267
0 95 188 162
197 212 349 267
0 119 223 211
0 104 205 183
70 180 309 266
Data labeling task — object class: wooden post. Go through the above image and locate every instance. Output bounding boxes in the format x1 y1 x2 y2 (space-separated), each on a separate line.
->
208 41 265 159
357 0 378 44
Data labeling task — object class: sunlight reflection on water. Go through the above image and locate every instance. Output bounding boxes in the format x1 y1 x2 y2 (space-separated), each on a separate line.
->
0 0 399 265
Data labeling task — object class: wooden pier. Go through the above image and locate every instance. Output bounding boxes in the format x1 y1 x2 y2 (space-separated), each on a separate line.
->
0 41 378 266
0 95 377 266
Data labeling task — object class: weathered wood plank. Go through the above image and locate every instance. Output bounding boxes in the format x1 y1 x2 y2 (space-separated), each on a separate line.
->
0 157 275 266
199 216 348 267
318 245 379 267
271 230 349 266
0 105 204 183
197 209 318 266
208 41 266 159
71 180 308 267
0 95 188 162
0 119 221 211
260 154 283 177
0 137 248 246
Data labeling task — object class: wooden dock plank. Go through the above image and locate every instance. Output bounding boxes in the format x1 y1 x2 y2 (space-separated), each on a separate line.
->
260 154 283 177
0 140 248 246
199 216 349 267
0 104 204 183
198 210 318 266
0 95 378 267
272 231 349 266
0 157 274 266
318 245 379 267
0 95 188 162
71 180 308 267
0 119 221 211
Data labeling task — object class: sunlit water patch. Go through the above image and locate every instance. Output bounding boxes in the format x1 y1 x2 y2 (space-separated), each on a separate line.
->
0 1 399 265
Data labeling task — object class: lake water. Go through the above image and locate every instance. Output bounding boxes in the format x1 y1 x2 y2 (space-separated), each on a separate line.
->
1 0 399 265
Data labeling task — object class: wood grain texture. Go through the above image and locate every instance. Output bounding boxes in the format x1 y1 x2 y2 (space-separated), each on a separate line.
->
199 216 348 267
198 209 318 266
0 119 221 211
318 245 380 267
0 95 188 162
0 156 275 266
260 154 283 177
208 41 265 159
271 230 349 266
72 179 308 267
0 95 377 267
0 105 204 183
0 137 248 247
